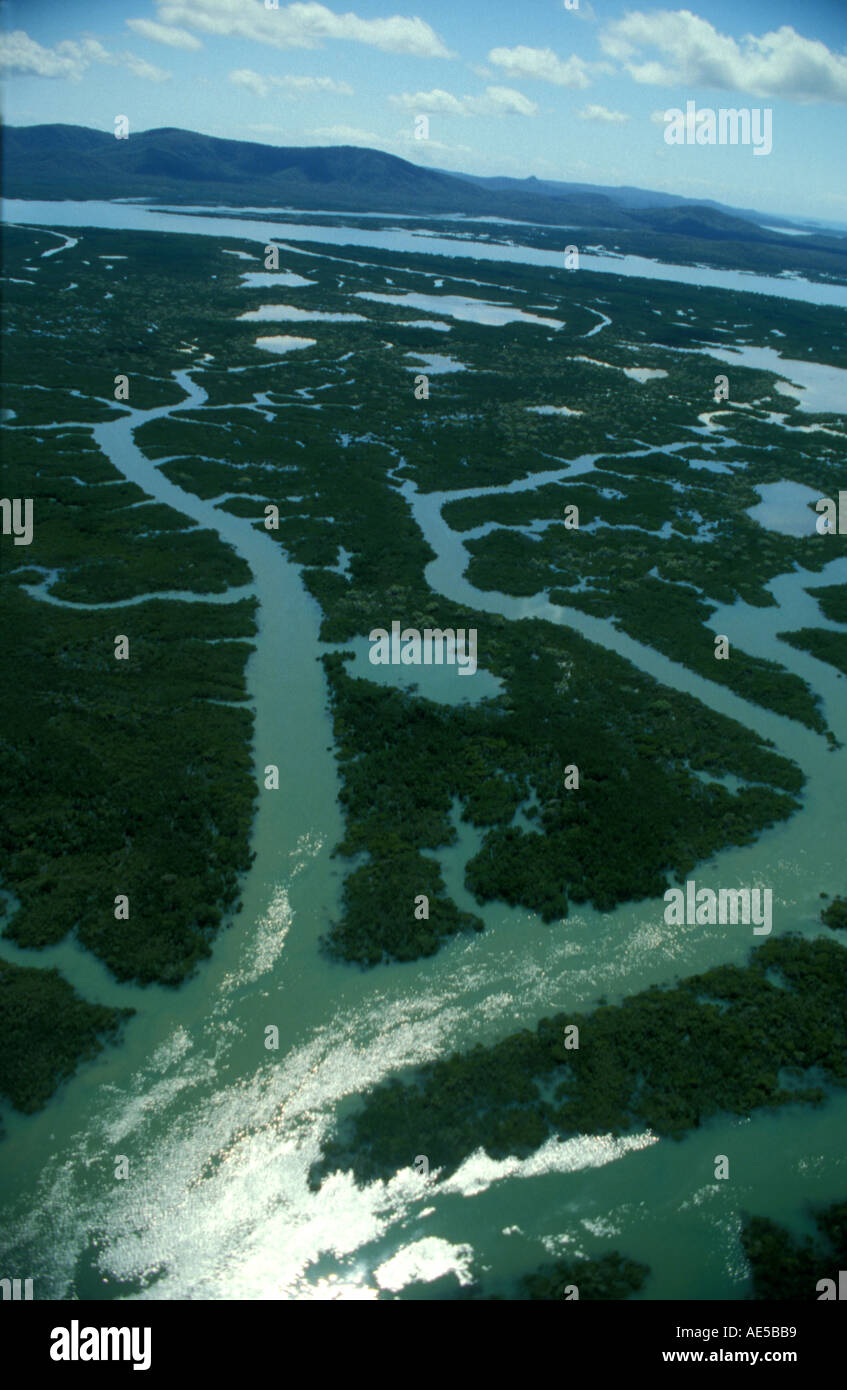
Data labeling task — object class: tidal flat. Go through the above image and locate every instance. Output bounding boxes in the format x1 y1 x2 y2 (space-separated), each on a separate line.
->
1 211 846 1300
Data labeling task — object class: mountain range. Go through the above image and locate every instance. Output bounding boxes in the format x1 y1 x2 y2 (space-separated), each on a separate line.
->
3 124 846 275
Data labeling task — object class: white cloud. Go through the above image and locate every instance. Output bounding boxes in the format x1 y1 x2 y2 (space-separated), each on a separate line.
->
0 30 89 79
230 68 353 98
309 123 399 145
155 0 453 57
126 19 203 50
231 67 272 98
577 103 630 123
0 29 172 82
390 85 537 117
281 74 353 94
484 85 538 116
80 39 113 65
488 44 593 89
390 88 466 116
124 54 172 82
600 10 847 102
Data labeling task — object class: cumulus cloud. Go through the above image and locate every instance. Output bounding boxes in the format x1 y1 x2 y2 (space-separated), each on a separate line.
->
79 39 113 65
230 67 272 98
0 29 173 82
577 103 630 123
153 0 452 57
309 123 399 145
599 10 847 102
488 45 594 89
230 68 353 98
282 73 354 94
483 85 538 116
0 31 93 79
126 19 203 50
123 54 172 82
390 85 537 117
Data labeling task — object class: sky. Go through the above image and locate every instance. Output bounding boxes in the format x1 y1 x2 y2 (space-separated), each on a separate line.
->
1 0 846 220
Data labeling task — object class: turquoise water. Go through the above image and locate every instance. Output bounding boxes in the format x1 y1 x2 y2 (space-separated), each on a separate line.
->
1 208 846 1299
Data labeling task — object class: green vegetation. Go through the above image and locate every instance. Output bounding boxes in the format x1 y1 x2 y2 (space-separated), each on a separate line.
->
821 897 847 930
0 582 257 984
806 582 847 623
448 1250 650 1301
3 430 251 603
312 935 847 1185
443 483 839 732
741 1199 847 1300
328 837 484 965
0 228 264 1138
557 578 825 731
0 959 132 1124
0 230 263 1126
519 1251 650 1301
778 627 847 678
321 632 801 960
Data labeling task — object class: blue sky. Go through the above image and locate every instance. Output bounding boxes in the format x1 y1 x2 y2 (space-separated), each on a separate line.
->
2 0 846 219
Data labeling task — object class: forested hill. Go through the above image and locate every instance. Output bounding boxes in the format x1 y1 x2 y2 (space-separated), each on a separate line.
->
0 122 816 226
2 122 631 221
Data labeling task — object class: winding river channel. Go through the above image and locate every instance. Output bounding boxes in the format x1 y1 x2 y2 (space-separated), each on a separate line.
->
1 206 846 1299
